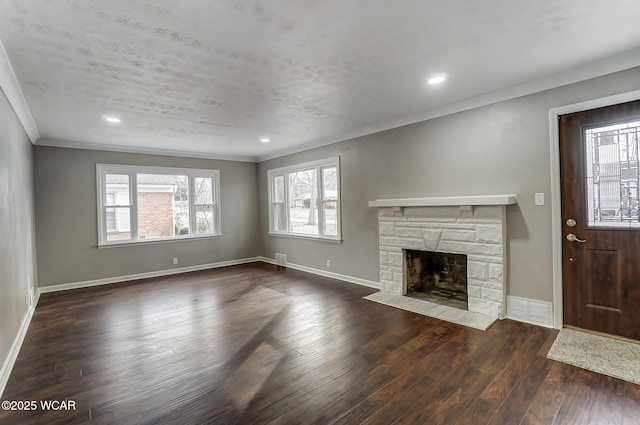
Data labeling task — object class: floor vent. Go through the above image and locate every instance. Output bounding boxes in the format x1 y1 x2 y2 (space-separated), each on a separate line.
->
275 253 287 266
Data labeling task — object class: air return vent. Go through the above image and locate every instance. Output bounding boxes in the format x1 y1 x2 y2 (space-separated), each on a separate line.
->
275 253 287 266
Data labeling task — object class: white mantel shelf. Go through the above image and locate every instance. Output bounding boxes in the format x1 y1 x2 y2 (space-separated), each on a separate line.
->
368 194 518 208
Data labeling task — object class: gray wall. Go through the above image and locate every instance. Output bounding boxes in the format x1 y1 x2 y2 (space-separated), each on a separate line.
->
258 67 640 302
0 89 37 374
34 147 260 286
26 67 640 300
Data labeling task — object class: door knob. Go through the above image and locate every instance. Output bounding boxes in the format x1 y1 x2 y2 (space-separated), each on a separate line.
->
566 233 586 243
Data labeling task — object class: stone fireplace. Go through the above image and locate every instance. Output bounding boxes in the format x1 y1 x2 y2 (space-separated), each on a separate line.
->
369 195 517 323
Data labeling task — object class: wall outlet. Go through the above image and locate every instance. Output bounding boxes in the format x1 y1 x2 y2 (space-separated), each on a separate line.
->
326 259 331 268
26 288 34 308
172 257 178 265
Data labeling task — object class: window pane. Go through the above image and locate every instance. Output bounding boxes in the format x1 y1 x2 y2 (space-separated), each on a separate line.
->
106 207 131 241
195 177 213 204
323 201 338 236
267 158 339 239
273 175 285 232
585 121 640 228
322 167 337 200
106 209 116 231
289 169 318 235
322 167 338 236
99 166 221 245
274 175 285 202
137 174 188 238
106 192 116 207
195 205 215 235
105 174 129 205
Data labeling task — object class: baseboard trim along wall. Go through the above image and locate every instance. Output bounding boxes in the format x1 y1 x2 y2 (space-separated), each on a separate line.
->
38 256 380 295
38 257 263 294
0 291 40 398
506 295 554 328
257 256 381 290
259 257 554 328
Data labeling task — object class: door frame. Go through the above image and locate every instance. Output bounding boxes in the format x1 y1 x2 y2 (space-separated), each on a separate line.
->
549 89 640 329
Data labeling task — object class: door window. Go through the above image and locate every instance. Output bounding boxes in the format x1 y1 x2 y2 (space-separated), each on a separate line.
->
585 120 640 228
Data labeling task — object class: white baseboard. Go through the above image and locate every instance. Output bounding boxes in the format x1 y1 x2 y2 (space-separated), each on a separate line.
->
262 259 554 328
0 290 40 398
39 257 263 293
507 295 554 328
39 256 380 295
258 256 380 289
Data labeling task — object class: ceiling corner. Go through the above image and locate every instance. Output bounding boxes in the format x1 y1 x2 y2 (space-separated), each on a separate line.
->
0 39 41 143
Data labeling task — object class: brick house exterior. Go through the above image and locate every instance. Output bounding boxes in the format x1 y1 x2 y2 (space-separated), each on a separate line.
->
137 191 175 238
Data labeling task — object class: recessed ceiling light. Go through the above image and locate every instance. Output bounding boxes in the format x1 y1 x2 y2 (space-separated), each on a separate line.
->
427 74 447 85
104 116 121 123
260 137 271 143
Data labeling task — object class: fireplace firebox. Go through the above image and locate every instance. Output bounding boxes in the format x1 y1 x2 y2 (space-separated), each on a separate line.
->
405 249 468 310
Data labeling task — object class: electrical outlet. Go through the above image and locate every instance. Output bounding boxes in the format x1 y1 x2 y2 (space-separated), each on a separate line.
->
326 259 331 268
172 257 178 265
25 288 34 308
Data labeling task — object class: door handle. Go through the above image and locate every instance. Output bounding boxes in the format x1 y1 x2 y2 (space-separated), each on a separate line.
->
566 233 586 243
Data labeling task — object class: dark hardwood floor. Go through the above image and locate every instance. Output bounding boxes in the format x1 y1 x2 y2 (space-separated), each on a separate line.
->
1 262 638 424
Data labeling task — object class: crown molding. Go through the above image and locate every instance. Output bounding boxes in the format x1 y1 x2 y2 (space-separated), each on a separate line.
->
257 47 640 162
36 138 257 163
0 40 40 143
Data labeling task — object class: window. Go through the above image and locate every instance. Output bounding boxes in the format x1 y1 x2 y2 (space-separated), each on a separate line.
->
96 164 220 246
268 157 341 241
585 120 640 227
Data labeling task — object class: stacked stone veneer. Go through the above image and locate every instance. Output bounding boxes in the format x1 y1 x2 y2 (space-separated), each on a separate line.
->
377 205 507 318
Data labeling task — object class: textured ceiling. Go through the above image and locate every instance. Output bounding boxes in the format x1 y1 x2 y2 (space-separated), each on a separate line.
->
1 0 640 161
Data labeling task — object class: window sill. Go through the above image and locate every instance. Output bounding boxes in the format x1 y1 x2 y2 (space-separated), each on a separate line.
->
98 234 222 248
267 232 343 244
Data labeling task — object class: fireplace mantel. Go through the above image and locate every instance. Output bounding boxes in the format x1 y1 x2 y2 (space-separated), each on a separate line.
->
368 194 517 208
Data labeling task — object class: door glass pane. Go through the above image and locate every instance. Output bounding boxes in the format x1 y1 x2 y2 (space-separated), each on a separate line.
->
585 120 640 228
288 169 318 235
137 174 188 238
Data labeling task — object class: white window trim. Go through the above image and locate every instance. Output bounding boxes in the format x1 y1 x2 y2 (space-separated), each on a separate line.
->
96 164 221 247
267 156 342 242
